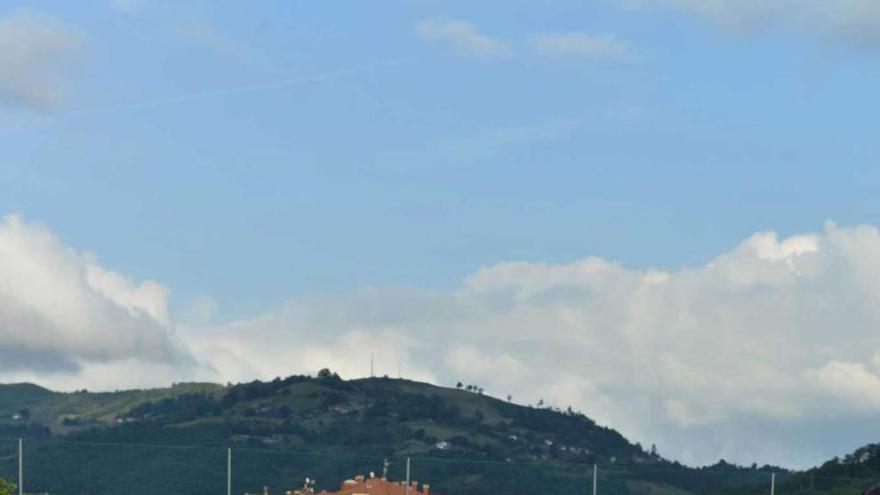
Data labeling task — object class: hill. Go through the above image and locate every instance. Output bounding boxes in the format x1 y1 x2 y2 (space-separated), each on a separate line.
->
718 444 880 495
1 373 646 463
0 372 782 495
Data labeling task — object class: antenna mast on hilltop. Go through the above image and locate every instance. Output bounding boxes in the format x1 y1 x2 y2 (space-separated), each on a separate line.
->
370 352 374 378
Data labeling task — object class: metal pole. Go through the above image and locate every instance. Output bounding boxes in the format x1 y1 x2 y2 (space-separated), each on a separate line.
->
227 448 232 495
18 437 22 495
405 457 411 495
771 472 776 495
592 463 597 495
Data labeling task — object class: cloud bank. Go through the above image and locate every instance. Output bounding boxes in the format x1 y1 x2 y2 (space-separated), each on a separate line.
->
4 216 880 467
195 223 880 468
0 12 83 111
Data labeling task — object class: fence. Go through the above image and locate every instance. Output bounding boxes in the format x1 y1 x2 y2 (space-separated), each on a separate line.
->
0 437 877 495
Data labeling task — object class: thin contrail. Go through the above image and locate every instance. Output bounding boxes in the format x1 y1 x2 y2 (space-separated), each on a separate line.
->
60 59 405 118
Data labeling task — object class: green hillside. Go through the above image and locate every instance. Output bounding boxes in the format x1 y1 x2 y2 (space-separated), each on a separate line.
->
717 444 880 495
0 373 785 495
0 381 224 436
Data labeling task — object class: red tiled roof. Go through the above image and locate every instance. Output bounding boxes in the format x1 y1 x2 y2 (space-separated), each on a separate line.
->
321 477 435 495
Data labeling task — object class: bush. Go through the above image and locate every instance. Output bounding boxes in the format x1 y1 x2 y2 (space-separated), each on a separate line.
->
0 478 16 495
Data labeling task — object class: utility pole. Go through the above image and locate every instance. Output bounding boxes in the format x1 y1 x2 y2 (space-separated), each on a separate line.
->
592 463 597 495
227 448 232 495
405 457 411 495
771 473 776 495
18 437 23 495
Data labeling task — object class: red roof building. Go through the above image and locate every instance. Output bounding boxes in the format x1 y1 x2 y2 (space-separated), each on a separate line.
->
283 474 437 495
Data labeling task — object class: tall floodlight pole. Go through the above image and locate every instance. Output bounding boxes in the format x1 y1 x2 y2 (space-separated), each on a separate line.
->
227 448 232 495
405 457 411 495
18 437 23 495
592 463 598 495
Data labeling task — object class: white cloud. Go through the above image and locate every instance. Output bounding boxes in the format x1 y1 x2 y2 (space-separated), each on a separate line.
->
85 262 171 326
629 0 880 46
806 360 880 411
179 296 218 325
530 32 633 60
0 12 83 111
192 224 880 468
0 215 206 387
415 19 511 59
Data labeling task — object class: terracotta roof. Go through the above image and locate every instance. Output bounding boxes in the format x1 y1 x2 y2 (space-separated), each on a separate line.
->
319 477 435 495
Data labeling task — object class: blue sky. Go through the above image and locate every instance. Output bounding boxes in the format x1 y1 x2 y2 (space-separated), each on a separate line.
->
4 0 879 318
5 0 880 467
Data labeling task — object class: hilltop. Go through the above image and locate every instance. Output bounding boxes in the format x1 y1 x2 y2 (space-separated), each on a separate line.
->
0 372 646 462
0 372 781 495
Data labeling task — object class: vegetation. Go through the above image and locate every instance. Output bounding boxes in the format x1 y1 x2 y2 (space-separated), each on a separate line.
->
0 372 868 495
0 479 14 495
715 444 880 495
0 478 14 495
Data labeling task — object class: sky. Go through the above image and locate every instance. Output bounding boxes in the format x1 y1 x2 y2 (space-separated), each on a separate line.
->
3 0 880 470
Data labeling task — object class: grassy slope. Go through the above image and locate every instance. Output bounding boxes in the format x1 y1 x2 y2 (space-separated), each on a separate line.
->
0 382 224 433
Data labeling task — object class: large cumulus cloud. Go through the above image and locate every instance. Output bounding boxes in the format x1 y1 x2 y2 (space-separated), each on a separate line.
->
193 223 880 468
0 215 203 387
